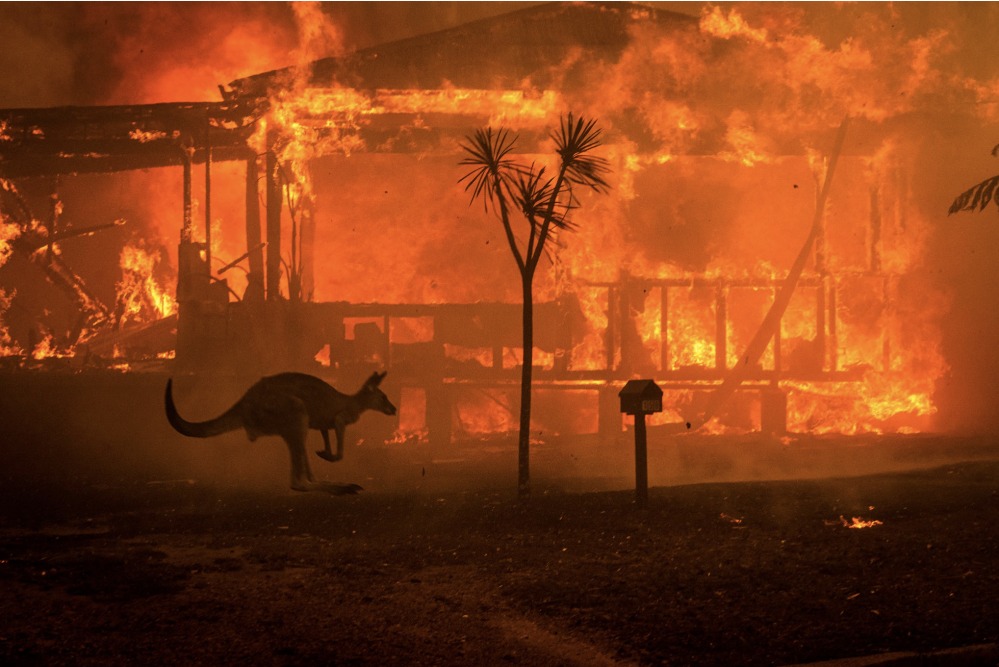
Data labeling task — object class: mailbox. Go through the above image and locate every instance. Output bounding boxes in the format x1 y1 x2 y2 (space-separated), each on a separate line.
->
619 379 663 415
619 379 662 508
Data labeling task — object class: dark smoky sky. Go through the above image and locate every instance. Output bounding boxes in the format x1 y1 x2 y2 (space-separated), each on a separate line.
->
0 2 710 108
0 2 545 107
5 2 994 109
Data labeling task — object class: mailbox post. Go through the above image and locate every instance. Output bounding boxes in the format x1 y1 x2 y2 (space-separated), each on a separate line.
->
618 380 663 508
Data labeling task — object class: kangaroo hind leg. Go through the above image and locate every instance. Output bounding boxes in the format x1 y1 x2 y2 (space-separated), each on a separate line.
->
284 412 361 495
281 411 314 492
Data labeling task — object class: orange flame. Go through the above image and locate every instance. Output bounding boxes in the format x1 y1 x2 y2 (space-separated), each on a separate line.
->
38 3 972 440
115 241 176 326
841 515 884 529
0 288 21 357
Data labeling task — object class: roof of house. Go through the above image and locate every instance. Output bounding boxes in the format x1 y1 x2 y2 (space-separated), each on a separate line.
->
225 2 696 97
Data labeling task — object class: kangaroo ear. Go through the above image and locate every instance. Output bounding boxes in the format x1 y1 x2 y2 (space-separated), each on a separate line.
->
366 371 386 387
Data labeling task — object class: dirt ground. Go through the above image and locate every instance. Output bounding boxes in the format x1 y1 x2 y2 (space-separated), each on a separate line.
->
1 371 999 665
1 459 998 666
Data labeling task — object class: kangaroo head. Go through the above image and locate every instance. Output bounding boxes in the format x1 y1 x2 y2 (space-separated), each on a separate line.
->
360 371 396 416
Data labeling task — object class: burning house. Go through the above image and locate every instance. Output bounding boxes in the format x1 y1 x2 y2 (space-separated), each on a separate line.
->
1 2 997 452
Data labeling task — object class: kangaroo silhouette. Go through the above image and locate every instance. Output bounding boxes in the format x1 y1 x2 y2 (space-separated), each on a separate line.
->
165 371 396 493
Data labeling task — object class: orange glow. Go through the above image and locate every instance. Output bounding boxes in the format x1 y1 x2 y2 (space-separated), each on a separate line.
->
456 388 516 437
128 128 170 143
2 2 973 442
699 6 768 44
115 241 176 326
444 344 492 369
0 289 21 357
841 515 884 529
314 344 331 367
391 386 429 444
31 333 69 360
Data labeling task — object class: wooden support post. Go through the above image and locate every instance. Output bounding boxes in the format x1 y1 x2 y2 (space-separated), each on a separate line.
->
660 286 669 373
605 286 617 372
265 140 282 300
870 185 882 273
244 153 264 283
300 201 315 301
204 122 212 272
817 277 827 372
882 276 892 372
715 282 727 371
828 278 838 372
182 146 193 243
634 413 648 508
772 286 781 379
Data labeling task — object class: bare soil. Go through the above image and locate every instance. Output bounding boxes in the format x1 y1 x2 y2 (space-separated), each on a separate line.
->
1 459 998 666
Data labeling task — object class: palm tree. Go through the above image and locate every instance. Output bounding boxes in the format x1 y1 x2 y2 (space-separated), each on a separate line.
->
459 114 609 498
949 143 999 215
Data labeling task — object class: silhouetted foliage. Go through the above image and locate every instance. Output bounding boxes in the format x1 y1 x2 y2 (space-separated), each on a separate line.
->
949 143 999 215
459 114 609 498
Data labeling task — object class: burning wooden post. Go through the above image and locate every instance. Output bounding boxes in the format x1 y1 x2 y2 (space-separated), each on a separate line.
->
265 131 282 301
619 379 663 508
244 152 265 285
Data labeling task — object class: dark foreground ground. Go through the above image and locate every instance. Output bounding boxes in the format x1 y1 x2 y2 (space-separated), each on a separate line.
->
2 459 998 666
0 371 998 665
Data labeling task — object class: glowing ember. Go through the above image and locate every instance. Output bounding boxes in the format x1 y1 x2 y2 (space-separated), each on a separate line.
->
826 506 883 529
128 128 169 143
840 515 884 530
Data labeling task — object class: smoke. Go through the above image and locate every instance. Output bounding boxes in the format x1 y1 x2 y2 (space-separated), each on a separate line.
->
0 2 540 107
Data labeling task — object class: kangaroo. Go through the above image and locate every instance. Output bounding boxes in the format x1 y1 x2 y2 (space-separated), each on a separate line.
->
165 371 397 494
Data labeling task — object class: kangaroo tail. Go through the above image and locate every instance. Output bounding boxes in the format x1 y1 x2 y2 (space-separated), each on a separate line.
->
165 379 243 438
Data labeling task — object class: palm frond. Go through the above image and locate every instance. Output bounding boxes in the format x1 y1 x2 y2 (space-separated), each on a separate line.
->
458 127 521 212
512 166 575 231
553 114 611 192
949 174 999 215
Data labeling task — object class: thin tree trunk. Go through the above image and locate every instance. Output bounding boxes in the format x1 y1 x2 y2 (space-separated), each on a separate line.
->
518 272 533 499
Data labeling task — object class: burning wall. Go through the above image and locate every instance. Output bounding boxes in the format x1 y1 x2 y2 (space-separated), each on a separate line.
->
2 2 999 439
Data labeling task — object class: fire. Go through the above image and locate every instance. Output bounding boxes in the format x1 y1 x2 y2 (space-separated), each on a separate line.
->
115 241 176 326
254 86 560 205
375 88 560 129
1 3 982 441
31 333 69 361
216 3 947 438
0 288 21 357
825 507 883 529
720 111 774 167
699 6 768 44
0 215 19 268
128 128 170 143
456 388 517 438
840 516 884 530
314 343 331 367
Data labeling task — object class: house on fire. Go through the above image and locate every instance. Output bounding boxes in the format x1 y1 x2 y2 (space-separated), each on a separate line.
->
0 2 952 444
